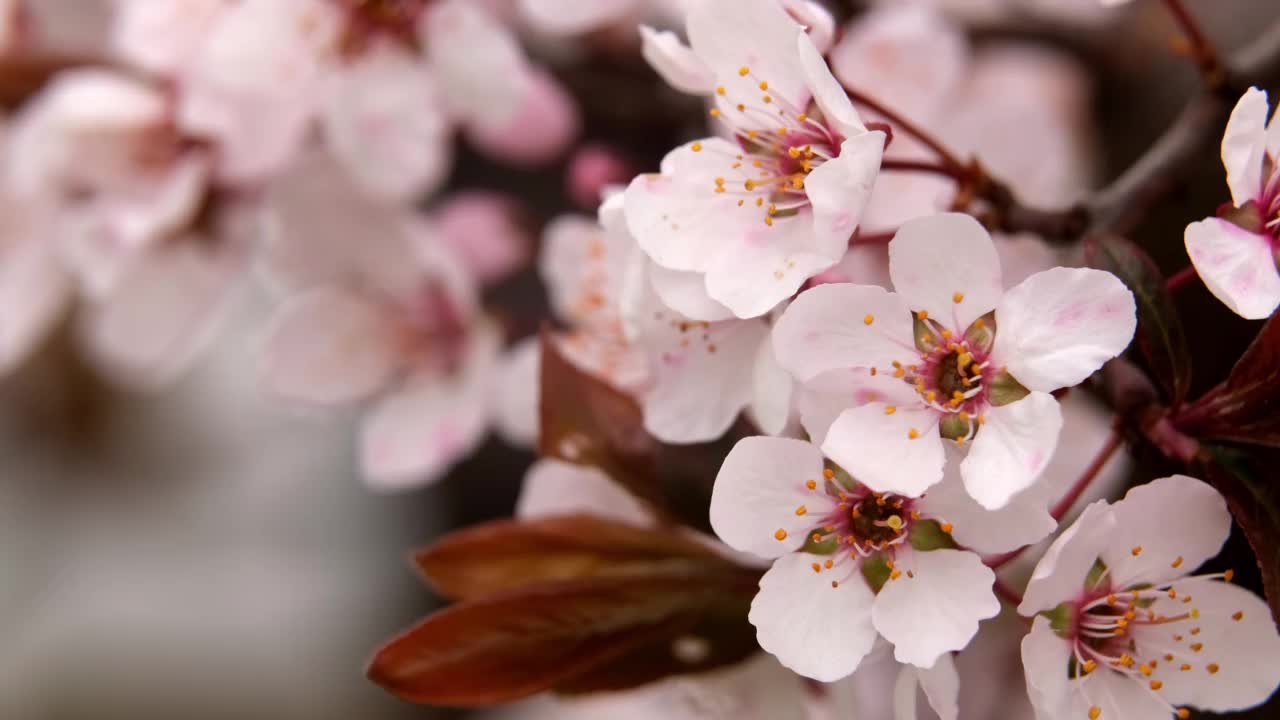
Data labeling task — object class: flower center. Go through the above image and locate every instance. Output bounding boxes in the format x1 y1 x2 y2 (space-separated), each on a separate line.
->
696 66 841 228
333 0 429 54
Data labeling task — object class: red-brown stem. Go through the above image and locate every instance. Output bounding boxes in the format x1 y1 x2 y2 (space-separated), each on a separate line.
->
846 88 965 170
1161 0 1225 85
1165 264 1199 291
1050 420 1126 522
848 229 896 246
880 158 968 182
994 577 1024 606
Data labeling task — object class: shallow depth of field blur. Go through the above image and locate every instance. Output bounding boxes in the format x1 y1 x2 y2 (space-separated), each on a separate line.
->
0 1 1277 719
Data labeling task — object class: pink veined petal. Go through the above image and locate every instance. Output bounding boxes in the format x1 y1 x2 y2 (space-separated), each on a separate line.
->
0 235 73 374
623 138 761 274
917 454 1056 555
423 0 529 129
1018 501 1117 615
960 391 1063 510
516 458 654 526
642 317 767 443
1072 662 1175 720
517 0 639 36
822 402 944 497
321 45 452 203
1221 87 1270 208
829 4 969 125
804 131 885 256
685 0 809 110
464 68 580 168
794 367 916 445
1185 217 1280 320
871 548 999 668
750 553 878 682
794 29 864 139
993 267 1137 393
771 282 915 383
1098 474 1231 590
491 335 540 449
358 322 499 491
259 288 401 407
888 212 1003 330
1020 617 1074 720
703 213 843 319
709 436 832 558
647 263 735 322
1134 577 1280 713
638 25 715 95
431 191 531 286
80 239 242 390
750 336 793 436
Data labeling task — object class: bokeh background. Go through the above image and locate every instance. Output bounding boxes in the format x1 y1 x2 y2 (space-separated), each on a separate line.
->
1 1 1278 718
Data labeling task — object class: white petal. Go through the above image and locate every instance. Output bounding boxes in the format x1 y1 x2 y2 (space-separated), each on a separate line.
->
918 456 1056 555
1221 87 1270 207
1099 474 1231 589
1185 217 1280 320
871 549 999 668
1073 665 1174 720
0 234 73 374
518 0 638 36
539 213 631 326
359 323 499 491
647 264 734 322
492 336 540 448
322 45 452 202
1136 578 1280 712
750 553 877 682
703 213 843 319
81 241 240 389
804 131 885 254
111 0 227 75
642 317 766 442
794 29 863 138
822 402 943 497
259 289 400 407
784 1 835 54
771 283 915 383
916 651 960 720
710 436 832 558
686 0 808 108
1019 501 1116 615
423 0 528 128
795 367 909 444
750 336 793 436
623 138 759 273
888 213 1002 330
463 68 579 167
1020 616 1074 720
960 392 1063 510
516 458 653 526
638 25 715 95
430 191 531 285
993 267 1137 393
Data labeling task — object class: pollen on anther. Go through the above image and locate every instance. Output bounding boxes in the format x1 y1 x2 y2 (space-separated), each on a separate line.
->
824 559 833 569
884 405 897 415
908 428 920 439
1082 659 1096 674
864 314 874 325
774 529 788 541
738 66 750 76
890 570 902 581
811 562 821 573
1224 569 1235 582
806 479 817 490
795 505 807 516
1176 710 1190 720
716 86 726 95
952 292 964 303
1131 546 1143 557
823 469 834 479
1208 663 1220 674
709 108 721 117
1088 707 1101 720
1171 556 1184 568
1150 680 1163 690
831 580 839 588
1233 611 1244 621
940 522 954 533
1181 664 1192 672
691 142 703 152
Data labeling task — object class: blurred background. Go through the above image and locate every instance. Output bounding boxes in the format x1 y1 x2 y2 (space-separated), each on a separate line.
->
0 1 1277 719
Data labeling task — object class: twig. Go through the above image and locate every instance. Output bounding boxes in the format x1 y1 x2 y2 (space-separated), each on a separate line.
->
1165 264 1199 291
994 577 1024 606
847 89 965 169
1161 0 1225 86
880 158 967 181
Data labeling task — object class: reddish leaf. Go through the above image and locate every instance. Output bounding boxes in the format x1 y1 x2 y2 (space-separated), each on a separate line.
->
367 565 760 706
415 514 733 600
1179 315 1280 447
1198 445 1280 623
1085 233 1191 405
539 334 661 506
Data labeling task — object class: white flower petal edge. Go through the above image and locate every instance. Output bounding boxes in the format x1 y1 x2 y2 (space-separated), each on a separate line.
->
960 391 1063 510
1221 86 1270 207
516 458 654 526
710 436 830 559
1185 217 1280 320
638 25 715 95
888 213 1002 331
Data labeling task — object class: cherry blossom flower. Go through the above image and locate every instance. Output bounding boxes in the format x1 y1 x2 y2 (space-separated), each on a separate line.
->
710 434 1068 678
773 213 1136 509
1018 475 1280 720
259 150 517 490
1184 87 1280 319
624 0 884 319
